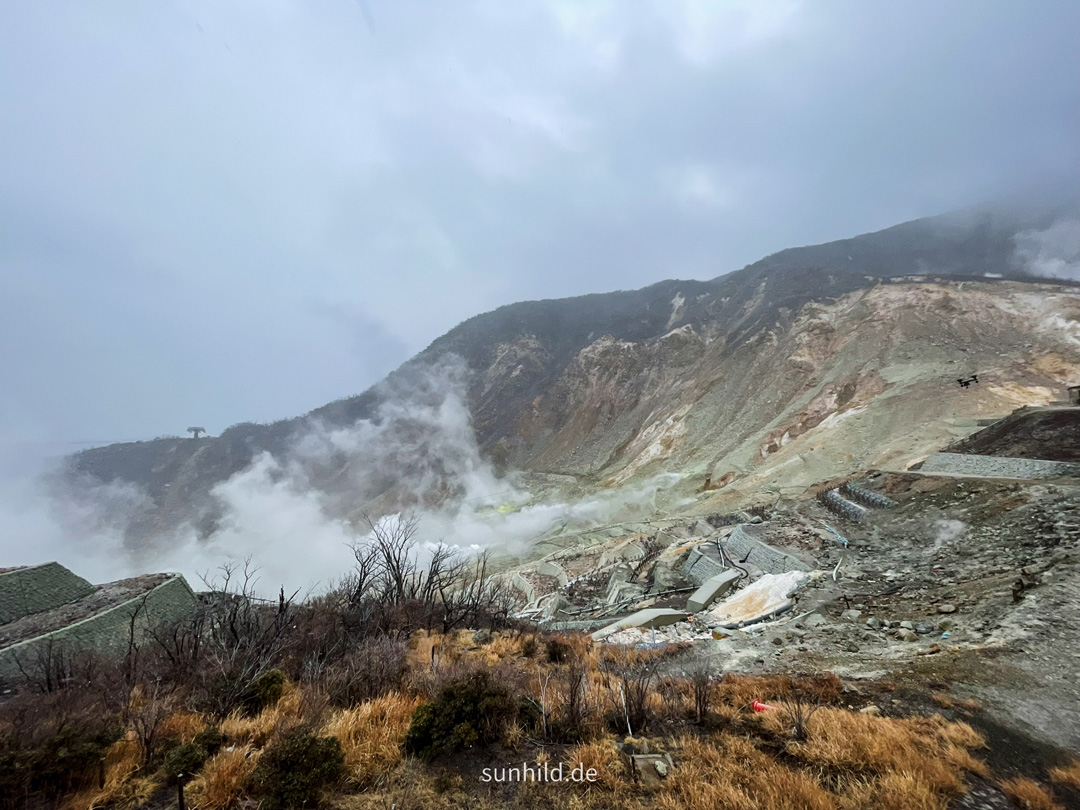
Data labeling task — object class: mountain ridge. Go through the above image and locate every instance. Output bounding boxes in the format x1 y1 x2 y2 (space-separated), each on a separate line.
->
65 202 1080 541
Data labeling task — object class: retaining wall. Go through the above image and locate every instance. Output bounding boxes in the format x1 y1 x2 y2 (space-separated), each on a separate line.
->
0 575 198 683
720 526 810 575
682 526 809 584
919 453 1080 479
821 489 868 522
0 563 95 625
682 545 729 585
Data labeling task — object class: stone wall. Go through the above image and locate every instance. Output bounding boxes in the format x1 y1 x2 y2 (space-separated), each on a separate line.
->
919 453 1080 479
0 563 95 625
0 575 198 683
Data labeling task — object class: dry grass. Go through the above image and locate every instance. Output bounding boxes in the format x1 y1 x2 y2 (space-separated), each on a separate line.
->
62 736 159 810
931 692 954 709
785 709 986 810
1048 759 1080 791
219 683 304 746
565 736 627 791
932 692 981 713
24 626 1032 810
999 777 1064 810
321 692 422 789
187 745 259 810
657 734 835 810
159 709 208 743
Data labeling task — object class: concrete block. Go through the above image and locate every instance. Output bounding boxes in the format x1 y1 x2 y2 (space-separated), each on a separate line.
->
591 608 687 641
686 570 740 613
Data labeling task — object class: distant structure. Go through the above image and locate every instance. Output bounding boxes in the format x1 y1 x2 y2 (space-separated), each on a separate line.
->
1069 385 1080 406
187 426 206 439
957 374 979 389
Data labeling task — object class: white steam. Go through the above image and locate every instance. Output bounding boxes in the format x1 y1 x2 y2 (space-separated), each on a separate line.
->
933 518 966 548
1 357 683 597
1013 220 1080 280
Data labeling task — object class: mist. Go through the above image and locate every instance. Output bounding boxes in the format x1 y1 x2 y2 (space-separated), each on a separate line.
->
0 359 683 597
1013 219 1080 281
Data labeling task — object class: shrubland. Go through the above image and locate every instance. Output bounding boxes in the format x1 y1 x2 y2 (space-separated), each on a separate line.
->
0 519 1063 809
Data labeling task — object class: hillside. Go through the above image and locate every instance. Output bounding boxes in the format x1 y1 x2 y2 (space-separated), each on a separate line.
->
66 203 1080 541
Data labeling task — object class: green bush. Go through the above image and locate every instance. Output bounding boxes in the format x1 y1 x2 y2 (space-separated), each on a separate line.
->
254 730 345 810
193 726 224 756
240 668 286 716
163 742 208 783
404 671 519 760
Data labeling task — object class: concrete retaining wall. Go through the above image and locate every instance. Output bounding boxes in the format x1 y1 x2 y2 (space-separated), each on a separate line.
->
683 526 809 584
0 563 95 625
0 575 198 683
919 453 1080 479
722 526 810 575
682 545 729 585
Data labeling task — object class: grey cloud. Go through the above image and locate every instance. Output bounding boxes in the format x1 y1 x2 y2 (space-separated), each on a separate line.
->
1 0 1079 453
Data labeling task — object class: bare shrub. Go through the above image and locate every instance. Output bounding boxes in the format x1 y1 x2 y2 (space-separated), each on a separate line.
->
690 662 713 724
152 561 298 718
601 659 655 736
343 515 515 639
559 659 590 741
0 687 122 809
10 638 97 694
319 636 409 708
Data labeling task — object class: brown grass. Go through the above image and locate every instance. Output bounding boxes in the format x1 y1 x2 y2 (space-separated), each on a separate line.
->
786 709 985 809
218 683 304 746
322 692 422 789
999 777 1064 810
565 736 627 791
159 709 208 743
62 736 159 810
1049 759 1080 791
931 692 954 709
187 745 259 810
19 625 1031 810
657 734 834 810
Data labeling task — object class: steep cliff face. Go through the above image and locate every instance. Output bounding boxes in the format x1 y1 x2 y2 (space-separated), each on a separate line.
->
490 280 1080 502
66 204 1080 539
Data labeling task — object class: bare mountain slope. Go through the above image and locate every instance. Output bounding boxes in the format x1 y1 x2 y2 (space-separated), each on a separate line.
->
66 204 1080 540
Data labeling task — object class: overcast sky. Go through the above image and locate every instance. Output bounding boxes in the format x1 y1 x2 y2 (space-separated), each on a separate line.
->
2 1 1079 458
